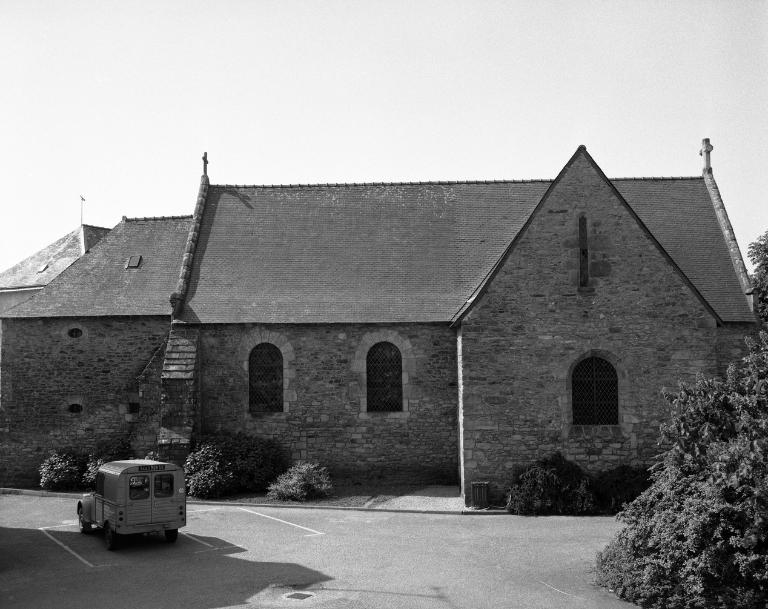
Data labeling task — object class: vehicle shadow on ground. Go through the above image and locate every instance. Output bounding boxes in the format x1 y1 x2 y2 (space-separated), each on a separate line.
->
0 525 333 609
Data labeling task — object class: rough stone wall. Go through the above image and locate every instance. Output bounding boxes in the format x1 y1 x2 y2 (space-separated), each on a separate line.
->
460 153 753 502
198 323 459 484
0 316 168 486
134 339 167 457
717 322 759 371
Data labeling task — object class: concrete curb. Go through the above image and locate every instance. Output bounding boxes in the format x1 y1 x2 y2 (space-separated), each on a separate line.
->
2 487 490 516
190 499 464 515
1 487 84 499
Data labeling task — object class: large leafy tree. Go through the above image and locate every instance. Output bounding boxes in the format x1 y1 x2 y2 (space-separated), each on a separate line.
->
596 332 768 608
748 230 768 324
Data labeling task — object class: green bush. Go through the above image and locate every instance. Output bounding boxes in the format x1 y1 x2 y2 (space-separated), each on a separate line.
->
506 453 594 515
184 432 288 498
506 454 650 516
82 437 133 489
184 444 234 499
39 450 87 491
596 331 768 608
39 438 133 491
267 462 333 501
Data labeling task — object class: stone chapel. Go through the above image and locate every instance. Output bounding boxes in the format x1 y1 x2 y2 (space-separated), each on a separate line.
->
0 141 759 501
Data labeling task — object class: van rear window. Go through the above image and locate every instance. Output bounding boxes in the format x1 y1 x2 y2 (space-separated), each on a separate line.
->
154 474 174 498
129 475 150 500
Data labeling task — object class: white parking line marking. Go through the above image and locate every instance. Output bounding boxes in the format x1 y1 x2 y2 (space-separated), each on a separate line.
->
537 581 585 600
181 531 215 547
187 507 224 514
39 527 94 568
237 507 325 537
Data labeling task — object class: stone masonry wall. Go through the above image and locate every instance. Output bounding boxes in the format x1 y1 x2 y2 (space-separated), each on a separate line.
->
460 152 754 502
198 323 459 484
0 316 169 486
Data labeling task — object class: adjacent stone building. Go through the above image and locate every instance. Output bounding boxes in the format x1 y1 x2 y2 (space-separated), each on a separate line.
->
0 224 109 313
0 142 758 502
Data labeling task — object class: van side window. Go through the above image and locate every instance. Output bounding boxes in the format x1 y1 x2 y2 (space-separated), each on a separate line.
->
154 474 174 498
96 472 105 495
129 475 150 500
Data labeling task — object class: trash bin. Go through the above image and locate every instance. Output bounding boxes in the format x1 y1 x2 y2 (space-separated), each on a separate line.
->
471 481 489 509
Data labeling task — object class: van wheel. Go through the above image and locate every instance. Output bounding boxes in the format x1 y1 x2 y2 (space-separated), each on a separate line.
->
104 523 119 551
164 529 178 543
77 507 91 534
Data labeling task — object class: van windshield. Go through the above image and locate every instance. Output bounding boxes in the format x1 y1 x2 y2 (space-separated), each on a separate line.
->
129 475 150 500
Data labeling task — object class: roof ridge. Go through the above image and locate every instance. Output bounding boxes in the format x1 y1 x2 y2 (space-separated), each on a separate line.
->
123 215 194 222
210 178 552 189
610 176 701 181
209 175 703 189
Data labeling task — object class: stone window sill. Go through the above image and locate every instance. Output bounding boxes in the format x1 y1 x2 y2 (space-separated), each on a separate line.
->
567 424 624 440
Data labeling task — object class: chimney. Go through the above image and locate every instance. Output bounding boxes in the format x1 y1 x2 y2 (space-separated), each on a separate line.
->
700 138 713 174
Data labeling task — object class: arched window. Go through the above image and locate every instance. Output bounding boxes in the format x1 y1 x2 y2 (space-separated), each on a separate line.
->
571 356 618 425
249 343 283 413
366 342 402 412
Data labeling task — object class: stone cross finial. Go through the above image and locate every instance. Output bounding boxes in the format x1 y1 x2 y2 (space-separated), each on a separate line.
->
700 138 713 173
202 152 208 176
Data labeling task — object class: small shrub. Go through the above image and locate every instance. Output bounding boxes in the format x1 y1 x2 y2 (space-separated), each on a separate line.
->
505 453 594 515
184 444 234 499
39 450 87 491
267 462 333 501
185 432 289 497
201 432 288 493
82 437 133 489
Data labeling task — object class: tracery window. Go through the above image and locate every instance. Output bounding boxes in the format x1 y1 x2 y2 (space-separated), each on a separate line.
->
571 356 618 425
249 343 283 413
366 342 403 412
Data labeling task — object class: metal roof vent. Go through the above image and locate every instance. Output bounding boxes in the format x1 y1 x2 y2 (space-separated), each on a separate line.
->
36 262 49 273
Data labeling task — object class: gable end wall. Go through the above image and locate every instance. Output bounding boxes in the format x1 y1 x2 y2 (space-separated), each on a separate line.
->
460 153 749 502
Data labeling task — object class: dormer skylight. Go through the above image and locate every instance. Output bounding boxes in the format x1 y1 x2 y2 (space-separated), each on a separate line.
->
125 255 143 269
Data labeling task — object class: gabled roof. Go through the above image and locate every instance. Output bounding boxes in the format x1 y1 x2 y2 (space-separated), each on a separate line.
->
0 225 110 290
4 216 192 317
451 147 754 324
178 159 754 324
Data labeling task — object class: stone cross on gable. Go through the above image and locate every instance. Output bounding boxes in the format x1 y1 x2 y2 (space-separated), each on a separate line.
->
202 152 208 176
700 138 713 173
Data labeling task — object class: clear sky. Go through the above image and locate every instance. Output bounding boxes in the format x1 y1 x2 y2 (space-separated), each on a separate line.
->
2 0 766 273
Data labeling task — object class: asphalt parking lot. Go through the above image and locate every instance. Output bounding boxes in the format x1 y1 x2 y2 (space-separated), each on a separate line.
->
0 495 636 609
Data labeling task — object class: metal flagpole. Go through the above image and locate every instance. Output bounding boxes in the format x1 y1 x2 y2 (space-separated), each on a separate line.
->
80 195 85 225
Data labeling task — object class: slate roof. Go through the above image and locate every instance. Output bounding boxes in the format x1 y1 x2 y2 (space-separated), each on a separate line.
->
4 217 192 317
180 181 551 323
0 225 110 290
614 178 753 323
179 175 754 324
